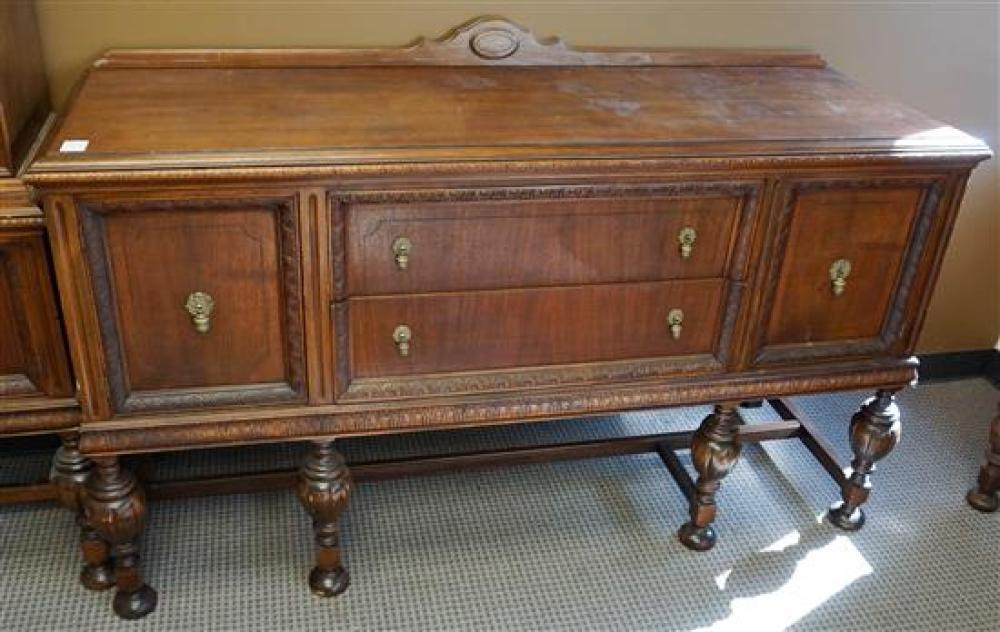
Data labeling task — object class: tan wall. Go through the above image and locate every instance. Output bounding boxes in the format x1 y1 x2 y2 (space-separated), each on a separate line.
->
35 0 1000 352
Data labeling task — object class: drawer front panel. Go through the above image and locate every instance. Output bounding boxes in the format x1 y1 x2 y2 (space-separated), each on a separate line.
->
349 279 725 378
79 197 306 413
753 179 940 364
344 187 746 296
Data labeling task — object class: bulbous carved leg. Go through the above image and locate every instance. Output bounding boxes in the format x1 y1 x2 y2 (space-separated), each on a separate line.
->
967 404 999 513
83 457 157 620
297 440 353 597
829 389 902 531
49 432 114 591
679 404 742 551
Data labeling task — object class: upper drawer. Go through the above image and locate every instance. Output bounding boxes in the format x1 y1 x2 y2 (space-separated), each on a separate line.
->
340 183 756 296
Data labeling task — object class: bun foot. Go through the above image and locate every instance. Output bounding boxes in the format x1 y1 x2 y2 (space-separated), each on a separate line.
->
966 488 998 513
678 522 717 551
828 501 866 531
80 562 115 591
309 565 350 597
112 584 157 620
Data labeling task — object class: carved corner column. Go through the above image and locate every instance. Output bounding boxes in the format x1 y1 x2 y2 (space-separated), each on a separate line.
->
297 440 353 597
829 389 902 531
83 457 157 620
966 403 999 513
678 403 742 551
49 432 115 591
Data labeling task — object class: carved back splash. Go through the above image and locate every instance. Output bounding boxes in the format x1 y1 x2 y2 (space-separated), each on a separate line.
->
97 16 826 69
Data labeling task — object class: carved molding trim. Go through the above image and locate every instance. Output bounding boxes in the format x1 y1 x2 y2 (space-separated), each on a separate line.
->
78 362 918 455
77 195 308 414
26 151 987 187
336 181 761 206
340 356 724 402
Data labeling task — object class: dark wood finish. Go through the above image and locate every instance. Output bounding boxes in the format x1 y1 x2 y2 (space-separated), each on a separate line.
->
967 403 999 513
828 390 902 530
678 404 743 551
49 432 114 591
0 481 57 504
0 0 50 177
297 441 352 597
82 458 157 619
345 187 742 295
20 16 993 618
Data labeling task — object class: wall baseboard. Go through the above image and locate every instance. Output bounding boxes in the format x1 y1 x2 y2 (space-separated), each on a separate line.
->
918 349 1000 387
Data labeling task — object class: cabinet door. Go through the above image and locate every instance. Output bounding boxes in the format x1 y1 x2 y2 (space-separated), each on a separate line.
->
0 228 72 400
76 196 306 414
752 177 945 365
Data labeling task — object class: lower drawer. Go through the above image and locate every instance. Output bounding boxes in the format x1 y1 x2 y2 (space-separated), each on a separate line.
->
347 279 725 378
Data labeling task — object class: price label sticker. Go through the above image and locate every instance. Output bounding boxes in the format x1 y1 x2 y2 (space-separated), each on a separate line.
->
59 139 90 153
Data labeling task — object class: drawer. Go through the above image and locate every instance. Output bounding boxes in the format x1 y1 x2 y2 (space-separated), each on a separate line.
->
76 196 307 414
343 186 748 296
753 178 942 364
348 279 725 378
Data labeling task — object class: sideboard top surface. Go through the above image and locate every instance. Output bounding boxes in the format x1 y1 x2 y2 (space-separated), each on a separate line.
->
28 17 991 177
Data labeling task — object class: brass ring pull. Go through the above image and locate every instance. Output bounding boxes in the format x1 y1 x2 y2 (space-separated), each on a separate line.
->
677 227 697 259
184 291 215 334
829 258 852 296
393 324 412 357
392 237 412 270
667 308 684 340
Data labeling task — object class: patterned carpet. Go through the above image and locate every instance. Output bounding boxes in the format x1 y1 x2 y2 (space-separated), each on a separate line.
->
1 378 997 631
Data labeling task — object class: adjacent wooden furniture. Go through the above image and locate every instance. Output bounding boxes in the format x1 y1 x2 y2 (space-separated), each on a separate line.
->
967 403 999 512
0 0 112 592
25 17 991 620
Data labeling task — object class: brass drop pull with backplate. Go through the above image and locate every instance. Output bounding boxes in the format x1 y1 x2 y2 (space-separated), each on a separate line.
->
667 308 685 340
829 258 852 296
677 227 697 259
184 291 215 334
393 237 412 270
393 324 412 357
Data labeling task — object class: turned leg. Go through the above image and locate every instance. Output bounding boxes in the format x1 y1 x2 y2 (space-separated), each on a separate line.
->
967 403 999 512
49 432 114 591
679 404 742 551
829 389 902 531
297 440 353 597
83 457 157 620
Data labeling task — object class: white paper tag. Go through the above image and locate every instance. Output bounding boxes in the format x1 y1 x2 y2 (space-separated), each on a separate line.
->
59 139 89 153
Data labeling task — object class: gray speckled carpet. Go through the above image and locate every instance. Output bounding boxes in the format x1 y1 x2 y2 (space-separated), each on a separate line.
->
1 378 998 631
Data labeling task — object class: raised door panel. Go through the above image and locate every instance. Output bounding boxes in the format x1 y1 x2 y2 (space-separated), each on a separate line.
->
0 258 31 394
752 178 944 365
340 183 756 296
78 196 306 414
0 230 72 399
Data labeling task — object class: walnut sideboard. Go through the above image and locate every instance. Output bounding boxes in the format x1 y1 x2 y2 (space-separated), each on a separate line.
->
23 17 992 620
